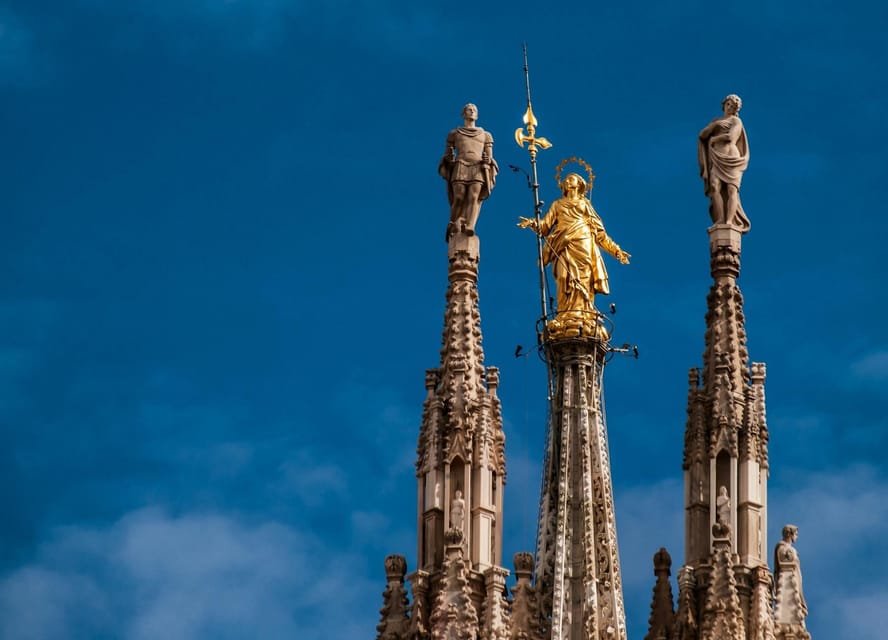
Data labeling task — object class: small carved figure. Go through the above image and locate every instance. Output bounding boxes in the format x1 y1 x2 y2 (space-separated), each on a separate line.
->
774 524 808 622
716 485 731 524
450 490 465 530
439 103 498 241
518 172 629 338
698 94 750 232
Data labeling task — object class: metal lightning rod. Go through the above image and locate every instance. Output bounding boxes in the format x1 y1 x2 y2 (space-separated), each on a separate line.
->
514 43 553 326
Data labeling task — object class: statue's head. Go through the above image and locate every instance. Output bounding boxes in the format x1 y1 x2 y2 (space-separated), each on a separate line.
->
719 485 728 497
560 172 587 197
782 524 799 542
722 94 742 115
462 103 478 121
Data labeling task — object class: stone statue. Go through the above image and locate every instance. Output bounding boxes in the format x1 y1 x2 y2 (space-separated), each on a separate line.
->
450 490 465 530
518 172 630 338
439 103 498 241
774 524 808 625
716 485 731 524
698 94 750 232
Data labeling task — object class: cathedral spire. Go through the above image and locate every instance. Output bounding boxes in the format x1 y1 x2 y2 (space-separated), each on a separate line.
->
415 230 506 574
684 95 768 570
373 103 511 640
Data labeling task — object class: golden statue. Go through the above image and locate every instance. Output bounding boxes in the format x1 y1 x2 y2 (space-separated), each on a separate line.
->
518 172 630 339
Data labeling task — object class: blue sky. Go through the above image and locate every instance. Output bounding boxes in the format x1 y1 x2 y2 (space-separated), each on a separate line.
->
1 1 886 638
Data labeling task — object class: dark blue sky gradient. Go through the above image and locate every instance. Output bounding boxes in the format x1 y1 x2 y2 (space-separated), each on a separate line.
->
1 2 886 638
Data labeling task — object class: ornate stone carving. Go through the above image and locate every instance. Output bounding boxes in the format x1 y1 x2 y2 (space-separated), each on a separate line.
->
644 548 675 640
699 525 746 640
439 103 498 241
430 536 479 640
534 339 627 640
408 570 431 640
510 552 542 640
748 566 776 640
378 555 410 640
672 566 698 640
481 566 511 640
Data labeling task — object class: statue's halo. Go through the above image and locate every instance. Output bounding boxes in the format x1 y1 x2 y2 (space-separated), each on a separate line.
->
555 156 596 194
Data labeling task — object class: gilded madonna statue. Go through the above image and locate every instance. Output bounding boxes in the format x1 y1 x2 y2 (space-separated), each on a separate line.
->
518 172 630 339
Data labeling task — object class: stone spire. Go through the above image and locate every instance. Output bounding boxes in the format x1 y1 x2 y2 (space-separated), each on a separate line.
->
377 555 410 640
415 232 506 574
644 548 676 640
533 337 628 640
683 222 769 569
380 220 510 640
643 99 818 640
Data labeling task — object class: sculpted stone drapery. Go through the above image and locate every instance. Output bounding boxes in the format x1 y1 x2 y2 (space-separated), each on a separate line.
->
698 94 750 232
774 524 808 625
716 485 731 524
518 172 629 339
439 103 498 241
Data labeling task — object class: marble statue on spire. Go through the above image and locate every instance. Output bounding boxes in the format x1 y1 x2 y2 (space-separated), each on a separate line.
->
774 524 809 635
698 94 751 232
439 103 498 241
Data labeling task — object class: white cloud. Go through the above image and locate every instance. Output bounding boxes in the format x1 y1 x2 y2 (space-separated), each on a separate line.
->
0 507 382 640
275 453 348 508
833 590 888 640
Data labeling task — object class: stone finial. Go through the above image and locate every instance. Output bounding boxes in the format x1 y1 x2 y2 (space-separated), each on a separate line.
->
644 548 675 640
486 366 500 392
751 361 766 383
377 555 410 640
513 551 535 577
385 554 408 580
653 547 672 574
688 367 700 389
425 368 440 392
